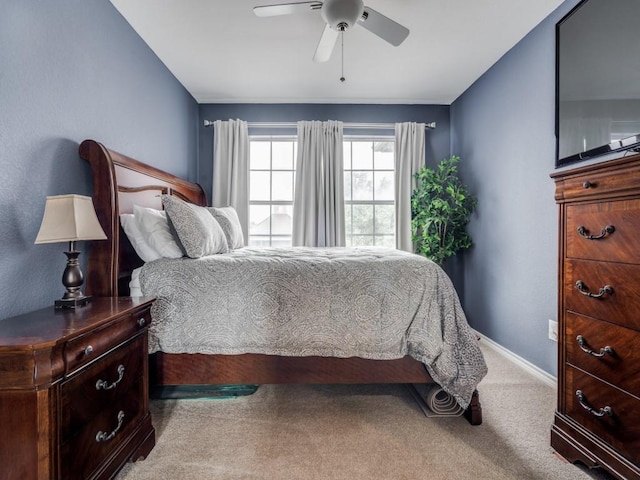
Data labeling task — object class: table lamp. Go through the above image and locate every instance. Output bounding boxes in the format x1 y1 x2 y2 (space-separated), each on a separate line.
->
35 194 107 308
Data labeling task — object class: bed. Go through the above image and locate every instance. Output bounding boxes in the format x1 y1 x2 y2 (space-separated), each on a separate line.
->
79 139 486 425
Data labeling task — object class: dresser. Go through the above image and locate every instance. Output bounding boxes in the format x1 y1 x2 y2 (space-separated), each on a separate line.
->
551 154 640 480
0 297 155 480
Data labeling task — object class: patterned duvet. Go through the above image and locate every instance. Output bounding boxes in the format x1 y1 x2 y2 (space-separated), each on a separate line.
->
139 247 487 407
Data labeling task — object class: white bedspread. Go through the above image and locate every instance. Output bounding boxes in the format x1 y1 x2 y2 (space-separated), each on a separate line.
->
139 247 487 407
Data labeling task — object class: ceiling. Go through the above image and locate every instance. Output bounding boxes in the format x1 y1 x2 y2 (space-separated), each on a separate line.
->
110 0 564 105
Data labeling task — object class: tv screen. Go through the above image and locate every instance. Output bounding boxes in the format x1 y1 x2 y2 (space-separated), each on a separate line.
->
556 0 640 167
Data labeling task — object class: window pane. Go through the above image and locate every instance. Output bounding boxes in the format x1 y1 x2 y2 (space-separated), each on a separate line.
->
271 236 292 247
272 142 294 170
352 205 373 234
343 172 352 201
374 171 394 201
250 142 270 169
352 142 373 169
344 204 352 233
351 235 372 247
249 236 271 247
375 205 395 234
249 205 271 235
271 205 293 235
343 143 351 170
352 171 373 201
272 171 293 201
250 171 270 201
374 142 394 170
375 235 395 248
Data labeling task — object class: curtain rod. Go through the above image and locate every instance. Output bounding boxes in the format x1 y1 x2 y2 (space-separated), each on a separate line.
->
203 120 436 130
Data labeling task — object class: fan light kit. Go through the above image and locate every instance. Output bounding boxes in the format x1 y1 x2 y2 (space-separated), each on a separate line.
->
254 0 409 82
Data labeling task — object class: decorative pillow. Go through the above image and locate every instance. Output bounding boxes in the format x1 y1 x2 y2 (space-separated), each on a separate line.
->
208 206 245 249
133 205 183 259
161 195 229 258
120 214 161 263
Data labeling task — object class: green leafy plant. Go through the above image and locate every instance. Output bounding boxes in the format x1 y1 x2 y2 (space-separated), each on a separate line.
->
411 156 477 265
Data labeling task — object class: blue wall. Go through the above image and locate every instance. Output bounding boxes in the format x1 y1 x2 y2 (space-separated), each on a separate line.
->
198 104 450 199
0 0 198 319
450 0 582 376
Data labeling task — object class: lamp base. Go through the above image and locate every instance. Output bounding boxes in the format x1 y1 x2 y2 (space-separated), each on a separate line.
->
55 295 92 309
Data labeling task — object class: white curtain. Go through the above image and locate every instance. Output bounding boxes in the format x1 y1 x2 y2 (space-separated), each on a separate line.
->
212 119 250 241
395 122 425 252
292 120 345 247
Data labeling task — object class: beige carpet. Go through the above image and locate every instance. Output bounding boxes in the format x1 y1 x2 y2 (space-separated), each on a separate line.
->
117 345 617 480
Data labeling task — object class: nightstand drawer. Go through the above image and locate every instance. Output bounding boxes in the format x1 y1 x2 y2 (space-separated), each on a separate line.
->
565 312 640 398
564 259 640 330
566 199 640 263
60 334 145 441
565 366 640 465
60 388 145 480
64 307 150 374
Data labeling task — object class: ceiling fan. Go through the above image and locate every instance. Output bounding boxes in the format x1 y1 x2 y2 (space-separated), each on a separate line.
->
253 0 409 64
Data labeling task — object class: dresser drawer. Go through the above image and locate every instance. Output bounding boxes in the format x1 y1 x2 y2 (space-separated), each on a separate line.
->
564 366 640 465
554 161 640 202
564 259 640 330
64 307 150 374
60 334 145 441
566 199 640 263
60 385 145 480
565 312 640 398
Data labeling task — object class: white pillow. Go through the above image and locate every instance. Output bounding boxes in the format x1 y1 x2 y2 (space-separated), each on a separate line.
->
161 195 229 258
120 214 161 263
208 206 245 249
133 205 183 259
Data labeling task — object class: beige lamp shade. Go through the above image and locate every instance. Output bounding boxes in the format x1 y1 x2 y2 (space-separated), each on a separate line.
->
35 194 107 244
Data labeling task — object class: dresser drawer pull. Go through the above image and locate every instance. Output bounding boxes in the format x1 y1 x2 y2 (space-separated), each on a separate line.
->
582 181 595 189
95 411 125 442
575 390 613 417
576 224 615 240
576 335 615 358
575 280 613 299
95 365 125 390
137 317 146 327
83 345 94 356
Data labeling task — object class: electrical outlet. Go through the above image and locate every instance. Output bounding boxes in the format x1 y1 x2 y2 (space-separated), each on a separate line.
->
548 319 558 342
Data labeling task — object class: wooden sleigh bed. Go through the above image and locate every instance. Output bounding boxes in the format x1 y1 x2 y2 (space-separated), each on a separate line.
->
79 139 483 425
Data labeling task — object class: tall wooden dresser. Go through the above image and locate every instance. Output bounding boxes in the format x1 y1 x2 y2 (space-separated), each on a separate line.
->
551 154 640 480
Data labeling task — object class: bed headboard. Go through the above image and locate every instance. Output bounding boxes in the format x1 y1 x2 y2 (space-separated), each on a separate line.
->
79 139 207 297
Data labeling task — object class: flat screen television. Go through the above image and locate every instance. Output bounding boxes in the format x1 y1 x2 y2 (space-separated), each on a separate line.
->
556 0 640 167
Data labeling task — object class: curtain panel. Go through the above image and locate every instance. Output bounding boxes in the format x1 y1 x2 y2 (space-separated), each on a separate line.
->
212 119 250 241
395 122 426 252
292 120 345 247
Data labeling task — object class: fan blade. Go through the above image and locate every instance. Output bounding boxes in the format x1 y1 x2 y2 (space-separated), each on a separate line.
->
313 24 339 62
254 1 322 17
358 6 409 46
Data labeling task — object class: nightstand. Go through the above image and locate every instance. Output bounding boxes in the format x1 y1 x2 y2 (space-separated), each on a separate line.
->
0 297 156 480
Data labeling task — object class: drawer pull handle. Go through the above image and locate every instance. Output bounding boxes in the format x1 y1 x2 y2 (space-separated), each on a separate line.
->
96 365 125 390
96 411 125 443
575 280 613 299
575 390 613 418
583 181 595 189
137 317 146 327
576 335 614 358
83 345 94 356
576 225 615 240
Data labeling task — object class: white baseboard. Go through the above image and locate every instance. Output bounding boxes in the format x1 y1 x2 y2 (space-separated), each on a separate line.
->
475 331 557 388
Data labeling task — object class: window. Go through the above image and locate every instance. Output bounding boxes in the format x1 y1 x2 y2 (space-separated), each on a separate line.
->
248 136 395 248
343 139 395 247
248 138 296 247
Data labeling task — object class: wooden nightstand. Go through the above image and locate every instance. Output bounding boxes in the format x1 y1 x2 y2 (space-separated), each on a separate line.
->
0 297 156 480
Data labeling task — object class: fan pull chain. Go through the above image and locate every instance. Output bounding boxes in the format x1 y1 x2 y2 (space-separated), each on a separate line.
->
340 29 345 82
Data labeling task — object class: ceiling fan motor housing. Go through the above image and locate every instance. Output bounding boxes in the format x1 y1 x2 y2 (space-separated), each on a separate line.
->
321 0 364 31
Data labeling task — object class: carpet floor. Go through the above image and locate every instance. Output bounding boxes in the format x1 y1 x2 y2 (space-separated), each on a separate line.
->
116 344 618 479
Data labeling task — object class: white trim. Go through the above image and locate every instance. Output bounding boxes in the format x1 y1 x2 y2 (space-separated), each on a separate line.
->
476 331 557 388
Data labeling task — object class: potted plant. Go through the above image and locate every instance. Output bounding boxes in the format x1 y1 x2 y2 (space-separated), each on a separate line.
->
411 156 477 265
